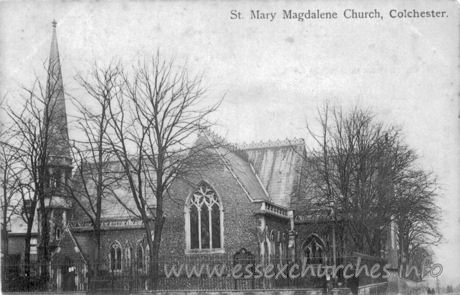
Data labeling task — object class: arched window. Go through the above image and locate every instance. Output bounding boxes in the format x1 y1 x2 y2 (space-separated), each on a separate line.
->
270 231 276 263
124 247 132 270
55 227 61 240
263 239 269 264
110 242 122 271
145 245 150 274
185 182 223 251
282 233 289 262
302 234 326 264
136 244 144 271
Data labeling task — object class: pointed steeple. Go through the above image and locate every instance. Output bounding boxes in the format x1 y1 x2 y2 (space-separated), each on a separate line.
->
46 20 71 165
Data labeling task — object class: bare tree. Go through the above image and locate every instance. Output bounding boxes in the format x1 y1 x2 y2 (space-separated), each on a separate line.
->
17 180 38 277
66 63 124 274
1 97 38 273
393 169 441 278
0 133 24 256
8 59 67 281
101 54 220 288
0 94 7 139
304 105 437 258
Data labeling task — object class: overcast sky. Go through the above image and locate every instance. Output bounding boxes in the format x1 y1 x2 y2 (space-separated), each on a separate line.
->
0 0 458 286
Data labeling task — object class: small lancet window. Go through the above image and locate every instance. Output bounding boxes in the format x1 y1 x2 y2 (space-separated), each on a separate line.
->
110 242 122 271
136 244 144 271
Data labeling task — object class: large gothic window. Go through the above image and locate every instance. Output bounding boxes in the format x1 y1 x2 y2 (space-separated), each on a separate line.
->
302 234 325 264
185 183 223 251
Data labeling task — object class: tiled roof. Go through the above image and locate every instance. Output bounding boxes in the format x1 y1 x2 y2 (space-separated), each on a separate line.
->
218 147 269 202
55 227 88 263
72 133 307 222
241 140 305 208
202 130 305 208
71 161 155 222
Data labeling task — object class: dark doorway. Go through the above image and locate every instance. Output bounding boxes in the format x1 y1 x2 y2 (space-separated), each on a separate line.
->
233 248 255 290
62 257 76 291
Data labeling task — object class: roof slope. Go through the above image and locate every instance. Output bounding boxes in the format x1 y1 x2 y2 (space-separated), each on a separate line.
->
71 160 156 222
70 134 306 223
241 140 305 208
202 131 305 208
218 147 269 202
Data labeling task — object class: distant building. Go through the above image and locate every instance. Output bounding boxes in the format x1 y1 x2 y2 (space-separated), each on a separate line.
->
3 216 39 264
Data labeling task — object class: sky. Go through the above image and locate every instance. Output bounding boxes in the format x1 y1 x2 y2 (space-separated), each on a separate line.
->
0 0 459 286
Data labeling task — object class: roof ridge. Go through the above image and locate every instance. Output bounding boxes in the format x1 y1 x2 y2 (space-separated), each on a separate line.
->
201 128 242 153
239 138 305 150
201 129 305 151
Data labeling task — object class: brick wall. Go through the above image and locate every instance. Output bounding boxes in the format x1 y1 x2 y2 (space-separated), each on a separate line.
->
72 228 147 268
60 150 292 271
161 158 263 260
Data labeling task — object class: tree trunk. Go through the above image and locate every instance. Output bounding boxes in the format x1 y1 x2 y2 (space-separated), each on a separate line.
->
150 215 164 290
2 219 7 256
38 195 50 283
95 145 103 275
95 224 101 273
1 219 8 284
87 224 101 292
2 180 8 256
24 212 35 277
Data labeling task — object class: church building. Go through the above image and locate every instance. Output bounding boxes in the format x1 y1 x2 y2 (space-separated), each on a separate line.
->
7 22 395 294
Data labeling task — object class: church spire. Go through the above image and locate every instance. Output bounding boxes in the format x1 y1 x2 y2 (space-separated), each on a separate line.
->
46 20 71 164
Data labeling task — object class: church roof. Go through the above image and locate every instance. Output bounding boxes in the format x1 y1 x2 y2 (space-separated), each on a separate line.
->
240 139 305 208
202 130 306 208
70 132 305 223
217 146 270 202
71 160 156 223
52 227 88 264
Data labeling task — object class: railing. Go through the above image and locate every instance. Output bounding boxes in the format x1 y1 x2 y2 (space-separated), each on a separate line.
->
258 201 289 218
265 202 288 217
1 261 87 292
1 254 388 293
358 282 388 295
69 218 145 230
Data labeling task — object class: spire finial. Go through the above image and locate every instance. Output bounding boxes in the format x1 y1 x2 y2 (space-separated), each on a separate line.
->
52 19 57 28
